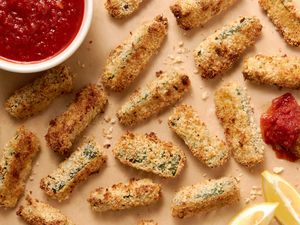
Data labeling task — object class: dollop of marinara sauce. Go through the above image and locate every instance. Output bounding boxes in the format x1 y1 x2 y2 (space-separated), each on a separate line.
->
261 93 300 162
0 0 84 62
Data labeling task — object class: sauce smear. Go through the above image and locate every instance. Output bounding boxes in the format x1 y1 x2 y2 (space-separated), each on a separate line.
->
0 0 84 62
261 93 300 162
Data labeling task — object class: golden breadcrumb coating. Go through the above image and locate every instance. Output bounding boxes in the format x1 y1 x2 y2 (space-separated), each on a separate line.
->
282 0 300 19
243 55 300 89
102 16 168 92
168 104 229 168
259 0 300 47
214 82 265 167
17 194 75 225
170 0 237 30
105 0 144 18
113 132 186 178
87 179 161 212
117 70 190 126
171 177 240 218
194 17 262 79
40 138 107 201
5 65 74 119
0 127 40 208
45 84 108 156
137 219 158 225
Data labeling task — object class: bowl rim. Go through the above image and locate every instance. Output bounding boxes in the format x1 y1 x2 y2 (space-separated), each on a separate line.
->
0 0 93 74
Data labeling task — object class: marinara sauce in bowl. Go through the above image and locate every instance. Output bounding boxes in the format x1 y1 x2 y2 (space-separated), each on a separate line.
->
0 0 92 73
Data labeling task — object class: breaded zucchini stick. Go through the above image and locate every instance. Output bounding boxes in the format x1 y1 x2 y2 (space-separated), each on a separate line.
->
259 0 300 47
194 17 262 79
16 194 75 225
0 127 40 208
168 104 229 168
102 16 168 92
214 82 264 167
171 177 240 218
88 179 161 212
117 70 190 126
40 138 107 201
243 55 300 89
45 84 108 155
105 0 144 18
170 0 237 30
5 65 74 119
138 220 158 225
113 132 186 178
282 0 300 19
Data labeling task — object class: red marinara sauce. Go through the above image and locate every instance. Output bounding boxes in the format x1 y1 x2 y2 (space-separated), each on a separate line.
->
261 93 300 162
0 0 84 62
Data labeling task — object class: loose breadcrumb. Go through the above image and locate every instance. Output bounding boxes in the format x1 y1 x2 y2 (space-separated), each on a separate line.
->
87 179 161 212
113 132 186 178
194 17 262 79
16 194 75 225
117 70 190 127
259 0 300 47
168 104 229 168
214 82 264 167
170 0 237 30
105 0 144 19
0 127 40 208
102 16 168 92
40 138 107 201
171 177 240 218
5 65 74 119
45 84 108 156
243 55 300 89
138 219 158 225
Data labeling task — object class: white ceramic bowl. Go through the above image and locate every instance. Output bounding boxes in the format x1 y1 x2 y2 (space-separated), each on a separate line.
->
0 0 93 74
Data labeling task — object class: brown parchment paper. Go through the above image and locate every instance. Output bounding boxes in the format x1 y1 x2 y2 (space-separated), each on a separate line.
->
0 0 300 224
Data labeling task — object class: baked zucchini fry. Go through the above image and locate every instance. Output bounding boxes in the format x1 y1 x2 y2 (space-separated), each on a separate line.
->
102 16 168 92
113 132 186 178
138 220 158 225
243 55 300 89
40 138 107 201
171 177 240 219
168 104 229 168
117 70 190 126
105 0 144 18
0 127 40 208
259 0 300 47
45 84 108 156
16 194 75 225
5 65 74 119
87 179 161 212
214 82 264 167
194 17 262 79
170 0 237 30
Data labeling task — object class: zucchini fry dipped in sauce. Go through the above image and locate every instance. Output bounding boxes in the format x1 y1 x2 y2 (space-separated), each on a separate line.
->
17 194 75 225
138 220 158 225
113 132 186 178
87 179 161 212
171 177 240 218
0 127 40 208
105 0 144 19
117 70 190 126
194 17 262 79
45 84 108 156
170 0 237 30
40 138 107 201
5 65 74 119
102 16 168 92
259 0 300 47
214 82 264 167
168 104 229 168
243 55 300 89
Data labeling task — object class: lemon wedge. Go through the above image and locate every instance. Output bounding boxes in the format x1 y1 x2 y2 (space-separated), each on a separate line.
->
228 202 278 225
262 170 300 225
